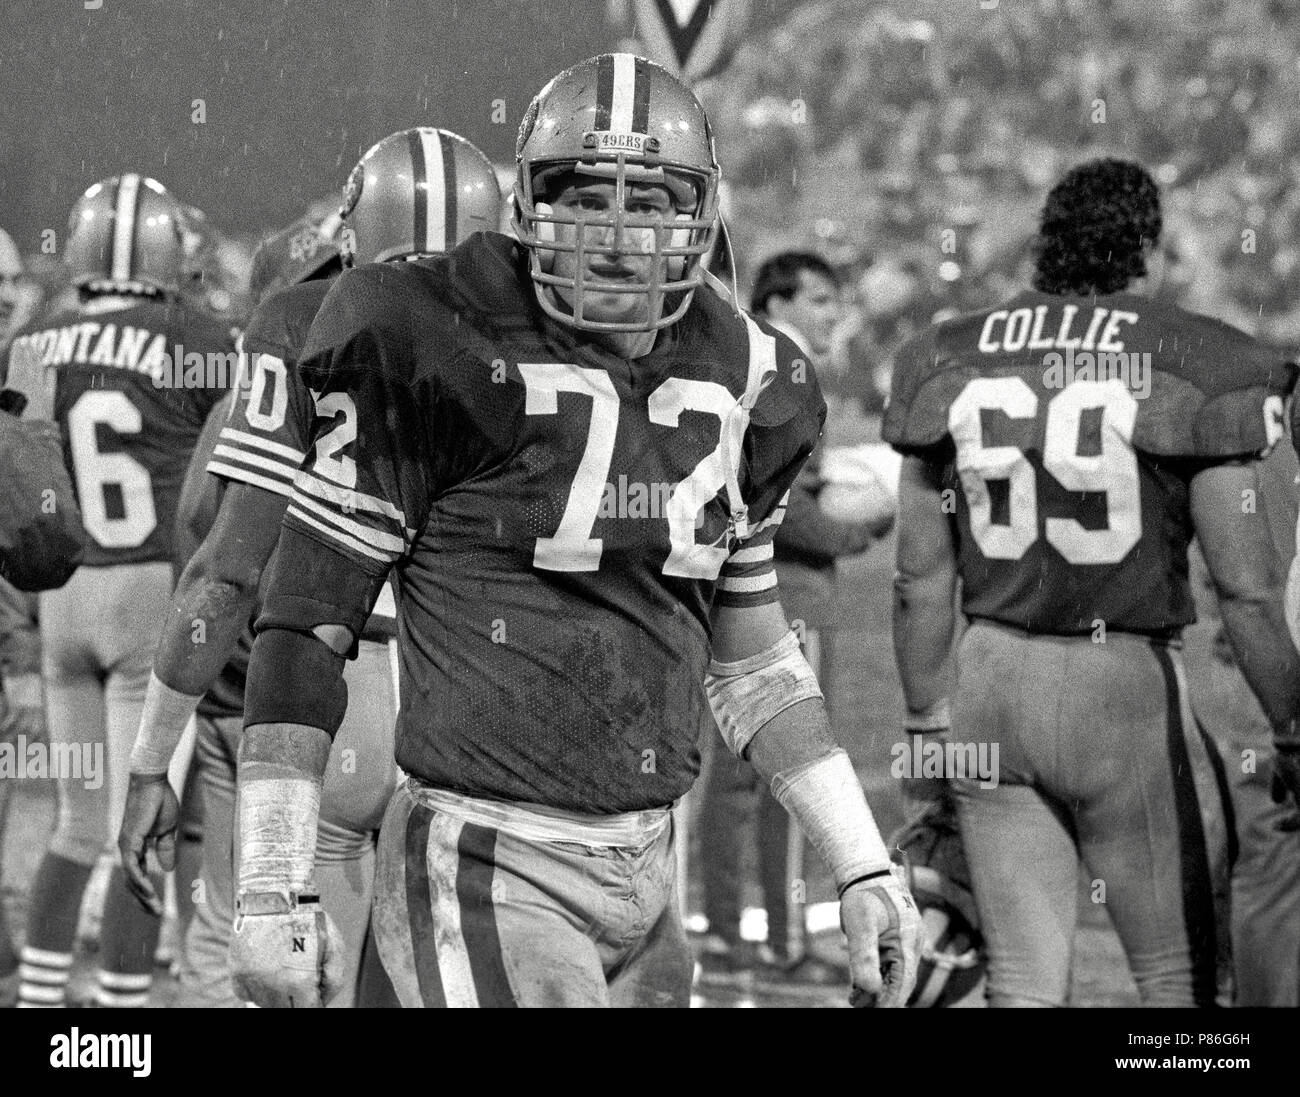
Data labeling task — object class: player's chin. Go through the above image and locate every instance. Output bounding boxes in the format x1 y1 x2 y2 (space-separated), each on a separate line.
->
580 287 654 327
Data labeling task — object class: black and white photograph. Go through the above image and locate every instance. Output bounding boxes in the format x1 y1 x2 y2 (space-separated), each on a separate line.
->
0 0 1297 1063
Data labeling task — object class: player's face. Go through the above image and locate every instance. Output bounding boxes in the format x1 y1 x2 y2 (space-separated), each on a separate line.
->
549 180 676 328
776 270 840 358
0 234 28 340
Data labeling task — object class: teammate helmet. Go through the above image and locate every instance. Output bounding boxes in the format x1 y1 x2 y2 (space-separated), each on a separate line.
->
512 53 722 333
64 174 188 296
341 128 503 266
249 206 344 304
890 801 987 1008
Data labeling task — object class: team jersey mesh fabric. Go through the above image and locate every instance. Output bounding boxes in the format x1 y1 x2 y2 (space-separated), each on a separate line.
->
254 231 824 813
8 298 235 566
884 289 1297 635
208 277 397 641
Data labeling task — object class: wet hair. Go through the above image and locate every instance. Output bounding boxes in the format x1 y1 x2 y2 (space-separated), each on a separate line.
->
750 251 837 314
1032 158 1162 296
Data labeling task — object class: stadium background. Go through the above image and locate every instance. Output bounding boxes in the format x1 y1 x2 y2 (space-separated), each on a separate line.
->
4 0 1298 1005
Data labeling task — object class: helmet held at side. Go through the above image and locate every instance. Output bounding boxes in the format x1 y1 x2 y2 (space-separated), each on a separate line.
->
512 52 722 333
890 800 987 1008
341 128 503 266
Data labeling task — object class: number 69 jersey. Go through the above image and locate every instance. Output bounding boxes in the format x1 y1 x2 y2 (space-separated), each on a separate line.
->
258 231 823 814
6 298 235 566
884 289 1296 636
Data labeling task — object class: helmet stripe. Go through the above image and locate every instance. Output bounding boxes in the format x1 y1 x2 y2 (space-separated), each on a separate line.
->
418 128 447 254
437 130 459 249
407 129 429 255
631 56 652 134
112 173 141 283
594 54 615 131
609 53 637 134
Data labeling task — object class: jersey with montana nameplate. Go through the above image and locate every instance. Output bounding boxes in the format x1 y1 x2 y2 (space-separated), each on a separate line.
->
7 298 236 566
257 231 824 813
884 290 1296 635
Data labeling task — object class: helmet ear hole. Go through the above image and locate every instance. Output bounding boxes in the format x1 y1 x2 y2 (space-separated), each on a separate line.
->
666 213 692 280
534 202 557 273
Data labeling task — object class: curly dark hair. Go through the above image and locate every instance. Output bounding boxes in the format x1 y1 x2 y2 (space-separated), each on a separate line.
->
1032 158 1162 296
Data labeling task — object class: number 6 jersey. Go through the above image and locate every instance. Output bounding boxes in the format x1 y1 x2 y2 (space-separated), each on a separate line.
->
884 289 1297 636
6 296 235 566
255 231 823 813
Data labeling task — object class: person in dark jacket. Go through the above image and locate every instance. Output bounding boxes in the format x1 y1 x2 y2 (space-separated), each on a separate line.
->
697 251 893 982
0 388 84 593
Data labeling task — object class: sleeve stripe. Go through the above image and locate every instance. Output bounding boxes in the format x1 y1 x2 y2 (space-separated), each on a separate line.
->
285 505 398 564
205 461 295 499
726 543 774 565
716 572 778 594
294 469 411 526
218 427 306 464
210 444 299 482
287 490 408 554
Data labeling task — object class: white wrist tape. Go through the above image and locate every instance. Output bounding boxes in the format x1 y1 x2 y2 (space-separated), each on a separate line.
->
237 777 320 894
129 672 204 775
771 748 891 891
705 630 823 757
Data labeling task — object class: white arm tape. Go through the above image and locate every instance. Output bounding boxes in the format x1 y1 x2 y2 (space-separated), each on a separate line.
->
771 748 891 891
128 672 204 775
237 777 320 895
705 630 823 757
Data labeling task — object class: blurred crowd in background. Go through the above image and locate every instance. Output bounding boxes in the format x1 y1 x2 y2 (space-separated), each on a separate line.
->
7 0 1300 422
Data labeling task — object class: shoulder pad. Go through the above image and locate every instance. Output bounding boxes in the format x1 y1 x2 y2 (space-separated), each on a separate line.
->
244 278 333 361
882 326 948 453
1133 310 1296 457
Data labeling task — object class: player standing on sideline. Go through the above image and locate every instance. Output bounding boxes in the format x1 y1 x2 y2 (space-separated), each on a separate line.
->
698 251 891 982
888 158 1300 1007
228 54 920 1009
118 131 504 1007
5 176 235 1007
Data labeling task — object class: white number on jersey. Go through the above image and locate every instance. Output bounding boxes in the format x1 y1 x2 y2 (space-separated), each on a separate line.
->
948 377 1142 564
312 391 358 489
244 352 289 433
519 364 746 577
66 390 158 549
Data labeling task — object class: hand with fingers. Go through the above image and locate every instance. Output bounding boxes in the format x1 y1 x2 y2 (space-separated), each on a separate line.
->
117 771 181 915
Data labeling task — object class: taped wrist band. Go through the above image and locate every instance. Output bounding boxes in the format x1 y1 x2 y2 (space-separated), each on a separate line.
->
237 776 321 894
771 748 891 892
129 672 203 775
837 867 896 899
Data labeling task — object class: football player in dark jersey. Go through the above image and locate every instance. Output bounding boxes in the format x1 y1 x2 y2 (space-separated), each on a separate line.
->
888 158 1300 1007
228 54 920 1010
4 176 235 1007
117 130 503 1007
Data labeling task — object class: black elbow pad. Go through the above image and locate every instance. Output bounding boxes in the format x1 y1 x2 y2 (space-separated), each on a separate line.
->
244 627 349 738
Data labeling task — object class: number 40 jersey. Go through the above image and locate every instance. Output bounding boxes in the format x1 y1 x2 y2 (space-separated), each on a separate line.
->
7 298 235 566
257 231 823 814
884 289 1296 636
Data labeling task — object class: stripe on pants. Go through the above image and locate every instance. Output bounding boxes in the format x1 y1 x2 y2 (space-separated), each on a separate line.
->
455 823 516 1007
1154 643 1219 1006
424 810 480 1007
404 802 446 1007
